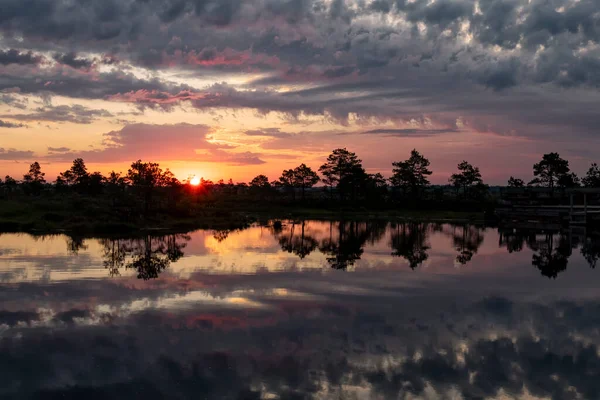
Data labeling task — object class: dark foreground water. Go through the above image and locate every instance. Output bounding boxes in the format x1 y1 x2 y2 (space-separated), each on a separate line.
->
1 220 600 399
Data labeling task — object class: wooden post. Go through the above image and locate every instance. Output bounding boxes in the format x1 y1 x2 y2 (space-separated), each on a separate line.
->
584 192 588 224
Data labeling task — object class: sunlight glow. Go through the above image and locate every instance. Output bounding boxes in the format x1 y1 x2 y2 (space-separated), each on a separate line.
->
190 176 201 186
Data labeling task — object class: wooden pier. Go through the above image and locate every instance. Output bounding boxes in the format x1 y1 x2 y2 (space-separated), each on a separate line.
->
496 188 600 226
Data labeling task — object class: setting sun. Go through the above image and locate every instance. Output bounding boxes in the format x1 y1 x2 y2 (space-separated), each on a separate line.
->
190 176 201 186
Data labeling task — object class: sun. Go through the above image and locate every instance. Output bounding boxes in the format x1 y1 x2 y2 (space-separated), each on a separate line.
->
190 176 201 186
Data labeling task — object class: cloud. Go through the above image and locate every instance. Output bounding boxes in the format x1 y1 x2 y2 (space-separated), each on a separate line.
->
0 0 598 174
0 49 41 65
52 52 94 70
46 123 265 165
0 120 27 128
47 146 70 153
0 147 34 160
244 128 293 138
362 128 459 136
3 105 113 124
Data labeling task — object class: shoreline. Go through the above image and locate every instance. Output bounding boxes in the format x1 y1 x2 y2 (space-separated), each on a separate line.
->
0 208 488 237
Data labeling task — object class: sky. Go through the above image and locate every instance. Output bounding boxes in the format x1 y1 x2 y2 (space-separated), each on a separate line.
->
0 0 599 184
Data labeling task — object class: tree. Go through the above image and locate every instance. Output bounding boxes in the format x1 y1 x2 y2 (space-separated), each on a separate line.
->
277 169 296 200
365 173 388 203
507 176 524 187
250 175 271 199
449 161 483 198
557 172 580 189
23 161 45 183
529 153 570 195
88 171 105 195
292 164 320 201
105 171 127 206
23 161 46 195
390 149 432 197
250 174 270 188
582 163 600 188
319 148 366 201
71 158 89 185
4 175 17 195
127 160 174 214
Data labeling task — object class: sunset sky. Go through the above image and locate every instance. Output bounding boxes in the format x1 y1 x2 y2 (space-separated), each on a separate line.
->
1 0 599 184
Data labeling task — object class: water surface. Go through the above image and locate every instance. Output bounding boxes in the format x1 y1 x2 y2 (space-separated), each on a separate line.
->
1 221 599 399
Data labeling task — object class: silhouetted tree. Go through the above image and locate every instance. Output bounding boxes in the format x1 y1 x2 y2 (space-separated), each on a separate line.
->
293 164 320 201
582 163 600 188
390 222 430 269
23 161 46 195
507 177 525 187
365 173 388 203
557 172 580 189
88 171 105 195
105 171 127 206
391 149 432 197
277 169 296 200
529 153 570 195
319 148 366 201
127 160 178 214
449 161 484 199
3 175 17 197
250 175 271 199
250 175 270 188
59 158 90 191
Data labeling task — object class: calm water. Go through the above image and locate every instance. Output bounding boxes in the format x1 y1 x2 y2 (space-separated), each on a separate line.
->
1 220 600 399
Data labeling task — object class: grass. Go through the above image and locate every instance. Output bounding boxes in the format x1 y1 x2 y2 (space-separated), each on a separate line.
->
0 195 489 236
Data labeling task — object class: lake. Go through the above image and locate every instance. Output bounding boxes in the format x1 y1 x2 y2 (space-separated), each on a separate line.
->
1 220 600 399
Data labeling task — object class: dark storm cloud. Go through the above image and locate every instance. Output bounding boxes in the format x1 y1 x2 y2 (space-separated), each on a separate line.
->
0 70 196 102
52 52 94 70
0 0 597 144
0 49 41 65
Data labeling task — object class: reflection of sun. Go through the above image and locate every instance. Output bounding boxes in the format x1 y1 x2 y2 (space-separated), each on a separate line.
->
190 176 201 186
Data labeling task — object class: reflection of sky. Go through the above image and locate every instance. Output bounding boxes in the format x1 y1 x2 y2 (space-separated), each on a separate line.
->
1 222 600 398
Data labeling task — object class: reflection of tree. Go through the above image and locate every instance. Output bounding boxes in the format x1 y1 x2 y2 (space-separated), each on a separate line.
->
100 238 129 277
390 222 430 269
277 221 318 259
212 230 230 243
443 224 485 265
498 229 539 254
318 221 386 270
581 235 600 269
100 234 189 280
530 233 572 279
66 235 88 255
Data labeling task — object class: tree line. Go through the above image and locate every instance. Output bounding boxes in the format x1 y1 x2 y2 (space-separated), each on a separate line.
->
2 149 599 209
